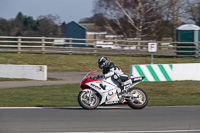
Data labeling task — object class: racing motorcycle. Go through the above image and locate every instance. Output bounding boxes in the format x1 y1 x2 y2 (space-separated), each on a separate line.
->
78 70 148 110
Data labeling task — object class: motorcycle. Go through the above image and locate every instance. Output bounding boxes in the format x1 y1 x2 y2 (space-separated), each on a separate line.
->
78 70 148 110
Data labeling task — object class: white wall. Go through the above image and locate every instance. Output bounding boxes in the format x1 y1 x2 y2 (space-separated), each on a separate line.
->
173 63 200 81
130 63 200 81
0 65 47 80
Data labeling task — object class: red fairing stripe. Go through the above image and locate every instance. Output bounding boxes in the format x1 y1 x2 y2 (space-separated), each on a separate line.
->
81 89 86 92
80 77 101 89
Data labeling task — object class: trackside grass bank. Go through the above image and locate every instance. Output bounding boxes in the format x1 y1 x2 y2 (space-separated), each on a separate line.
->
0 81 200 107
0 77 60 82
1 53 200 73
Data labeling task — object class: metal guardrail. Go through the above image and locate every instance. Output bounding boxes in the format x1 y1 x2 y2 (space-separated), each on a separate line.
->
0 36 199 57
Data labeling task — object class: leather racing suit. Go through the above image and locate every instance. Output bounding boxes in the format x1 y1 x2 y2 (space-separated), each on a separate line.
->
102 61 132 89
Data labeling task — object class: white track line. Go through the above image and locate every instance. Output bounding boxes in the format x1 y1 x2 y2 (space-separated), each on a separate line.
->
0 107 43 109
0 106 129 109
0 105 200 109
115 130 200 133
42 129 200 133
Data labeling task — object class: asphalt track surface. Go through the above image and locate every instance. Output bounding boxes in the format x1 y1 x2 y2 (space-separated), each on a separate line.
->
0 72 87 89
0 106 200 133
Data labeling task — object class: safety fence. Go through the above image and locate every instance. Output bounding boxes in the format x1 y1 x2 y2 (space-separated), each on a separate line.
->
0 36 199 57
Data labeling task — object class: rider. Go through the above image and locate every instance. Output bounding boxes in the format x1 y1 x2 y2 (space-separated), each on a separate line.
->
98 57 132 91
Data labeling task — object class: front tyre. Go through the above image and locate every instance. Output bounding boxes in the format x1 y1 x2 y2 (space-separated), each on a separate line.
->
78 91 99 110
127 88 148 109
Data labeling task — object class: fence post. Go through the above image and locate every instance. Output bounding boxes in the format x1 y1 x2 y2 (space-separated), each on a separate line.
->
42 37 45 54
18 36 21 54
94 40 97 55
69 38 72 55
137 38 141 50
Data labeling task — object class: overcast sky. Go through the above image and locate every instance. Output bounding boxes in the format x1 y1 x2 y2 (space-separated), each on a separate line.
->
0 0 95 23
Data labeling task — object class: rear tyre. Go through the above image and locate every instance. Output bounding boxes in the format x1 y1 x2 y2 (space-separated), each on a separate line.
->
127 87 148 109
78 91 99 110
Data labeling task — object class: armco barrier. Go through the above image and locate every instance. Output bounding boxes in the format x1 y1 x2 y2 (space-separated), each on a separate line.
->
130 63 200 81
0 65 47 80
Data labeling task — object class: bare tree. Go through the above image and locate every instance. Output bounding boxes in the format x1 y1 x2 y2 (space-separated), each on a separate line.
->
186 0 200 25
93 0 163 40
159 0 188 41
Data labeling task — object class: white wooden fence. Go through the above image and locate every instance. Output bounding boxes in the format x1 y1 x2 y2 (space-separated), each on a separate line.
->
0 36 199 57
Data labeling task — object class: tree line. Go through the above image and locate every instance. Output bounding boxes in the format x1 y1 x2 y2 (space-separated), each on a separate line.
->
1 0 200 41
0 12 66 37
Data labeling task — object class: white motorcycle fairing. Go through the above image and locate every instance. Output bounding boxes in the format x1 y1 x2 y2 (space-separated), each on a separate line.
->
83 77 121 105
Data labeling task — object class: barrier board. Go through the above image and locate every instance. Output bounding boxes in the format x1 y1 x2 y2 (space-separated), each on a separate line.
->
130 63 200 81
0 65 47 80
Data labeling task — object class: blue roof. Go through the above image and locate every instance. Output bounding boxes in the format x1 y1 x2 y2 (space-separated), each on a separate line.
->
66 21 86 30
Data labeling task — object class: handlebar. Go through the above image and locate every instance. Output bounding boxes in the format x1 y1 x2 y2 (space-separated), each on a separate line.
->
90 75 104 80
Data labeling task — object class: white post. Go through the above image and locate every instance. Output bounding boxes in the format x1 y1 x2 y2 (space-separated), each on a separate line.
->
18 36 21 54
148 43 157 64
151 53 154 64
42 37 45 54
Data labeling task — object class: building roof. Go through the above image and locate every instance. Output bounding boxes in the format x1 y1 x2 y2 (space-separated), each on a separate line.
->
80 23 106 32
177 24 200 30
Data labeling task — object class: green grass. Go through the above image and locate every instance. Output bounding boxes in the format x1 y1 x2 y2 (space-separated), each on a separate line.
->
140 81 200 106
0 84 79 107
0 78 32 82
0 53 200 107
0 77 60 81
0 81 200 107
1 53 200 73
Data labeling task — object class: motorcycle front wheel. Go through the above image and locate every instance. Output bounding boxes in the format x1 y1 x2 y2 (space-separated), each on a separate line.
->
127 87 148 109
78 91 100 110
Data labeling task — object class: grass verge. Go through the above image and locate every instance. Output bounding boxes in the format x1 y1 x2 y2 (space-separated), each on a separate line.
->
0 78 32 82
1 53 200 73
0 77 60 82
0 81 200 107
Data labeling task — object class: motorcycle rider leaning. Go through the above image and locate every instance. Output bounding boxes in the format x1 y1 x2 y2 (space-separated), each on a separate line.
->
98 57 132 91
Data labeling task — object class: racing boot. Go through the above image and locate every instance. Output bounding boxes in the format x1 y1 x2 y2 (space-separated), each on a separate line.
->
122 79 132 94
120 83 127 94
124 79 132 86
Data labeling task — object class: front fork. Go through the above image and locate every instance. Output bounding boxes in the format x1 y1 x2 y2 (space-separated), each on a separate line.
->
82 89 94 106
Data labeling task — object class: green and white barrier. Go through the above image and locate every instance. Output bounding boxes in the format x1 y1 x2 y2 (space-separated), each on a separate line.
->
130 63 200 81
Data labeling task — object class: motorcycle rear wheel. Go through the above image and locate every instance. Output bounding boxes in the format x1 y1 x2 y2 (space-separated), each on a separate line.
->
127 87 148 109
78 91 99 110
